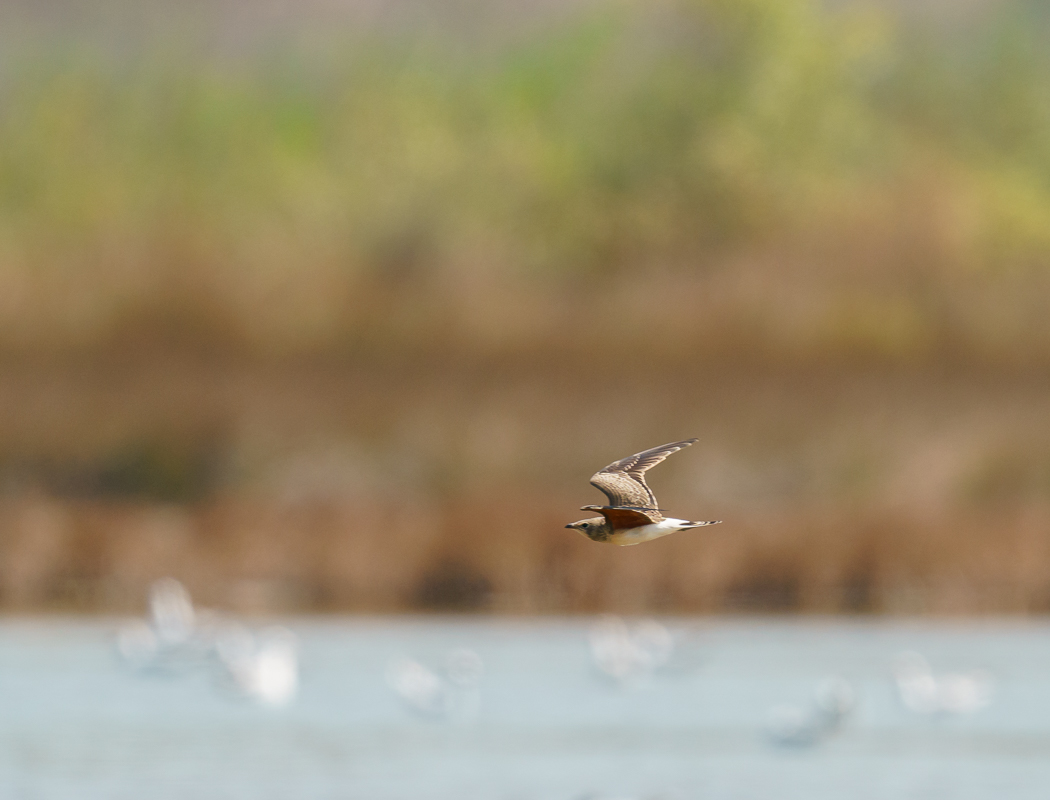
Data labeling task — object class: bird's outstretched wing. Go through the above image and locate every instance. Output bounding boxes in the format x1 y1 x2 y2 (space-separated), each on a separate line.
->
589 438 697 510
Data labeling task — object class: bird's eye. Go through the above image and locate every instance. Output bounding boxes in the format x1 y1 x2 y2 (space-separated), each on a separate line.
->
582 523 589 528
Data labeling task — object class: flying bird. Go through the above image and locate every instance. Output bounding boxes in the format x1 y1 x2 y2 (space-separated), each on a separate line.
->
565 439 720 545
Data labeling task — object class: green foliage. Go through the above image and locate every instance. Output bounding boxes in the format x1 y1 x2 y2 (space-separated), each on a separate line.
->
0 0 1048 353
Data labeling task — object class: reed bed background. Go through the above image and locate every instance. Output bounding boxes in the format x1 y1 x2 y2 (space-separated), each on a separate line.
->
2 0 1050 614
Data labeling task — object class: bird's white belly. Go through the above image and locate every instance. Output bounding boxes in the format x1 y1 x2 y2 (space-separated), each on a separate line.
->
608 518 689 546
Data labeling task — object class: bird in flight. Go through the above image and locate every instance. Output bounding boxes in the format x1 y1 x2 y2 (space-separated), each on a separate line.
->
565 439 720 545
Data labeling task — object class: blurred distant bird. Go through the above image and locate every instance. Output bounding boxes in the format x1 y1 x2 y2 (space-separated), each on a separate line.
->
891 651 994 715
765 676 856 747
588 615 675 685
386 648 484 721
116 578 207 673
565 439 720 545
215 624 299 707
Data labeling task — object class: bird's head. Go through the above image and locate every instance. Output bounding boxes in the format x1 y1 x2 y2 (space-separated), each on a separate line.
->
565 516 609 542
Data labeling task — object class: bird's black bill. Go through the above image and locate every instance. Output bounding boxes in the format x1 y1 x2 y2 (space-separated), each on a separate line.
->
564 524 574 529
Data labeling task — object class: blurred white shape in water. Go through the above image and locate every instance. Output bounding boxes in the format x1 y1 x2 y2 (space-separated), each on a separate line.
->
386 658 450 718
766 704 822 747
386 648 484 721
149 578 196 646
215 624 299 707
589 616 675 685
115 579 300 705
892 651 994 715
115 620 158 669
765 675 856 747
116 578 207 673
814 675 857 727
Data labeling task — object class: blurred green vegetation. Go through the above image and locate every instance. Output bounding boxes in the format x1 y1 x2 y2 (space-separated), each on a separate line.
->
6 0 1050 614
0 0 1049 359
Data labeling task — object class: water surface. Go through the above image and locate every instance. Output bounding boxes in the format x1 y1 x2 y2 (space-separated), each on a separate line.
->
2 617 1049 799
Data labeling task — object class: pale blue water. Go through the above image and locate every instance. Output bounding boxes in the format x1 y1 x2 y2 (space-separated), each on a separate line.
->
3 617 1050 799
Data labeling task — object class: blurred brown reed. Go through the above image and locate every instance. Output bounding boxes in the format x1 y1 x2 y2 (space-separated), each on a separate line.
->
1 0 1050 614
